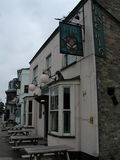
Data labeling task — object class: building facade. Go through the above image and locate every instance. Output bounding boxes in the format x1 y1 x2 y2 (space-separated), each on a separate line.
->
16 68 30 125
5 78 17 122
28 0 120 160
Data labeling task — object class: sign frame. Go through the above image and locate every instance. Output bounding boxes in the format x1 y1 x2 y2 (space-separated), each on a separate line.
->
59 22 83 56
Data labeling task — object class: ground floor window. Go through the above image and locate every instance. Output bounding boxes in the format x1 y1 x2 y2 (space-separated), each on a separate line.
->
28 100 32 126
23 99 33 126
49 82 77 136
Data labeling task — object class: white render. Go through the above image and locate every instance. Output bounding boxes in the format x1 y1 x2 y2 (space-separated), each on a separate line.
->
29 0 99 157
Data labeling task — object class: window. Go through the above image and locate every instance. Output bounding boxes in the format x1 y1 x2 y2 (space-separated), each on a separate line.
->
33 65 38 82
50 87 58 132
63 87 70 133
65 54 76 66
49 82 78 137
23 100 26 125
24 85 28 93
39 103 42 119
46 54 51 76
28 101 32 126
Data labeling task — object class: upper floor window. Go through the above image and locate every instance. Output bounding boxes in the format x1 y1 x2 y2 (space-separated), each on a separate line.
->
65 54 76 66
46 54 51 76
24 85 28 93
33 65 38 80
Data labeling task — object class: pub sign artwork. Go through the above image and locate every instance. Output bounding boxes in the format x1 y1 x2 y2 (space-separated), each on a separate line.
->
60 22 83 56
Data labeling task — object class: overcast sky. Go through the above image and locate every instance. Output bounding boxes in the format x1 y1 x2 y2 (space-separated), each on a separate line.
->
0 0 80 103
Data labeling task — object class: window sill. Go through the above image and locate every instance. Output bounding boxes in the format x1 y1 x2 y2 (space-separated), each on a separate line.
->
48 133 75 138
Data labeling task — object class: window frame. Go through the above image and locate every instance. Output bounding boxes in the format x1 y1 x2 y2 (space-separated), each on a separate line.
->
49 87 59 133
49 81 78 137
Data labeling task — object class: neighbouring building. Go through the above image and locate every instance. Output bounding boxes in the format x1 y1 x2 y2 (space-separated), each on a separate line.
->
5 78 17 122
26 0 119 160
15 68 30 125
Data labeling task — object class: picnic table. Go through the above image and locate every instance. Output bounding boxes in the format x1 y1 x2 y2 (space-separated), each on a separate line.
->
10 135 43 146
23 145 72 160
8 129 32 136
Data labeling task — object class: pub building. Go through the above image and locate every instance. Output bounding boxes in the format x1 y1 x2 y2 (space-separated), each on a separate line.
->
24 0 120 159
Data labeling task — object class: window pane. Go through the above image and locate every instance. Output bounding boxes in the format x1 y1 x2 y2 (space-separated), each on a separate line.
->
46 55 51 76
50 111 58 132
39 103 42 119
50 87 58 110
33 65 38 80
28 114 32 126
66 55 76 66
28 101 32 112
24 85 28 93
64 88 70 109
64 111 70 133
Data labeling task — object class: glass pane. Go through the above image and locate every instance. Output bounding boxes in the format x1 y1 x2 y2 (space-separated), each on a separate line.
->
28 101 32 112
24 85 28 93
66 55 76 66
50 87 58 110
46 55 51 69
39 103 42 119
28 114 32 126
50 111 58 132
64 88 70 109
33 65 38 78
64 111 70 133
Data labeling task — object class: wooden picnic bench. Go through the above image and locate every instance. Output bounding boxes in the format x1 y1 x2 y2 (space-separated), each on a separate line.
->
8 129 32 136
10 135 43 146
22 145 73 160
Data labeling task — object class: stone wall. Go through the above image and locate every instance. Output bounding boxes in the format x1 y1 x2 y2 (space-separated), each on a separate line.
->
95 1 120 160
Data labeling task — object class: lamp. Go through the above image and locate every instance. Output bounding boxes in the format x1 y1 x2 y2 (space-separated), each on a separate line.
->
29 78 39 92
29 83 36 92
29 70 64 92
40 73 49 84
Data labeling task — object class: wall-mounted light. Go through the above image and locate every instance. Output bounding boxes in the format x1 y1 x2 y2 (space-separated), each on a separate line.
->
29 83 36 92
29 70 64 92
40 73 49 84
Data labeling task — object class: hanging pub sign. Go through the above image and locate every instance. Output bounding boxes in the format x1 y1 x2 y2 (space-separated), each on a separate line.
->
59 22 83 56
92 3 105 57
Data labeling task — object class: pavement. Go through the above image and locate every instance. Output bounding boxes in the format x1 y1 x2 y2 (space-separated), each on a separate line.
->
0 127 23 160
0 127 66 160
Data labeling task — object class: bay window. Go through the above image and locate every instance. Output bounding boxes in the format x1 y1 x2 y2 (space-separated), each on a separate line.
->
49 81 79 137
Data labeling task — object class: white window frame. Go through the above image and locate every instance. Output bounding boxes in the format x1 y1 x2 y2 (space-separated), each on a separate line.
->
49 86 59 135
49 81 77 137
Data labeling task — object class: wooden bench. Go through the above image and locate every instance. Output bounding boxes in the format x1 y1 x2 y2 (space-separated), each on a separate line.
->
12 144 47 150
22 145 73 160
10 135 43 146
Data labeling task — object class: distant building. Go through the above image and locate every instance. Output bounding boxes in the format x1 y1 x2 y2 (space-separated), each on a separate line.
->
5 78 17 121
15 68 30 125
